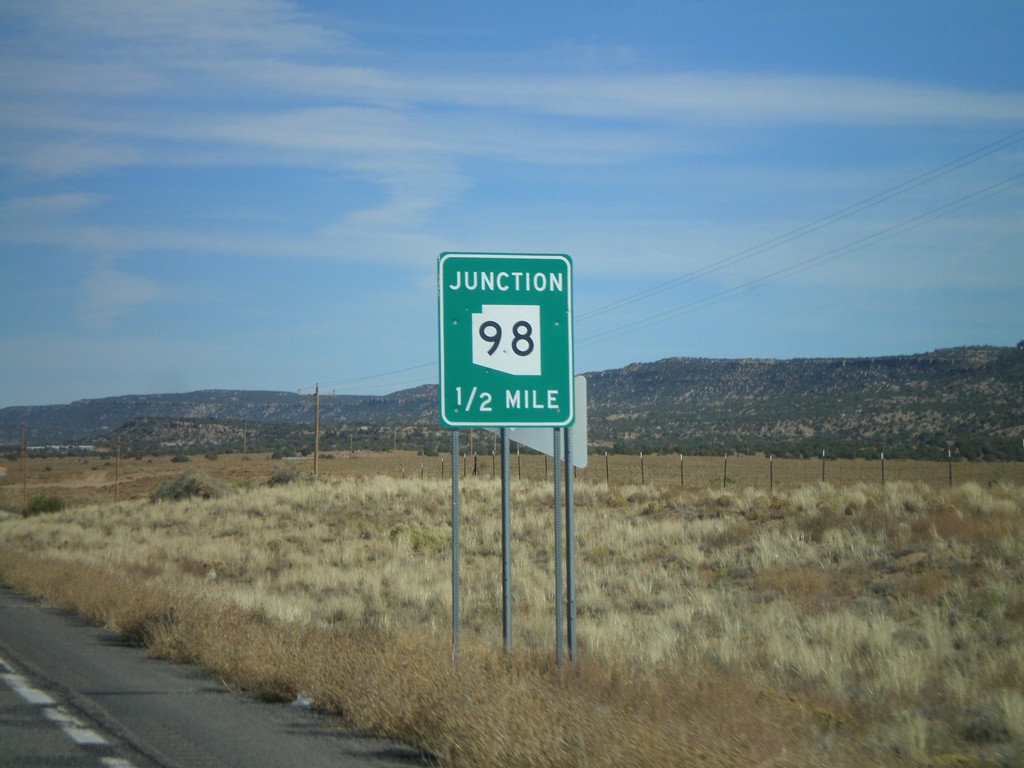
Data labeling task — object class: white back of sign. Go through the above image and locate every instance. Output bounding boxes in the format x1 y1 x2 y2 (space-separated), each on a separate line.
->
488 375 588 468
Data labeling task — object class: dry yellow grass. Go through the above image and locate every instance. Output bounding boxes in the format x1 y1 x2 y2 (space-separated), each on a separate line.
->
2 473 1023 767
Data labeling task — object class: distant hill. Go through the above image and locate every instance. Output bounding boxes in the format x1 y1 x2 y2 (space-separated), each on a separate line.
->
584 345 1024 459
2 345 1022 460
0 387 436 446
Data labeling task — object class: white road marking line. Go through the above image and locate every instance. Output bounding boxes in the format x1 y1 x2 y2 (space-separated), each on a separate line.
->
0 654 137 766
44 704 109 745
1 670 58 705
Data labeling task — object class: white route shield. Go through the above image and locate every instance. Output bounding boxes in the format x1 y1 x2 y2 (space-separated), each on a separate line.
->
471 304 542 376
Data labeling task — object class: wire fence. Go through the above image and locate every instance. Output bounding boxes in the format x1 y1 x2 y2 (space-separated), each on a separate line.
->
3 449 1022 513
446 449 1023 491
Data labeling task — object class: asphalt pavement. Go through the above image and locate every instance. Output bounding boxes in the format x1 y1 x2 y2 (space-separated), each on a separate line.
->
0 586 426 768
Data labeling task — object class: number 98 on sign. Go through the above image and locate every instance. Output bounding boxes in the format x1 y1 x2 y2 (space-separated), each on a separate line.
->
472 305 540 376
438 253 574 428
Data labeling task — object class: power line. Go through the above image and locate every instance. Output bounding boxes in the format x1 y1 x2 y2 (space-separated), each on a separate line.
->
318 361 436 392
578 169 1024 347
576 127 1024 322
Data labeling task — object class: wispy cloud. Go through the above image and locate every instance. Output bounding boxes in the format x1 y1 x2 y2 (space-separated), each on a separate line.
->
5 2 1023 167
460 72 1024 125
79 258 162 329
1 192 107 217
4 0 342 59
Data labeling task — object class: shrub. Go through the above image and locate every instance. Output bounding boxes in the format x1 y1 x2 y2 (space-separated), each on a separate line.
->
388 522 449 552
151 471 232 502
24 493 67 516
170 454 191 463
267 465 307 487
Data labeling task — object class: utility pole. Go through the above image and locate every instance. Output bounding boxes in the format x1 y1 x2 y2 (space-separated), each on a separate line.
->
299 384 335 479
115 438 121 503
314 384 321 477
20 425 27 512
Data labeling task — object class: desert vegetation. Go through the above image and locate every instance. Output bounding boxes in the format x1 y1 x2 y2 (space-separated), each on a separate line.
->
1 470 1022 767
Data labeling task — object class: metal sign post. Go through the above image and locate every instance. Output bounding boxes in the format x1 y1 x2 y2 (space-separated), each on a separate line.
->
553 428 564 665
451 430 460 662
564 427 577 661
501 428 512 653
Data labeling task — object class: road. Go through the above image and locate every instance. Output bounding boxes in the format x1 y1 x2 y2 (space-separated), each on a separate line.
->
0 586 426 768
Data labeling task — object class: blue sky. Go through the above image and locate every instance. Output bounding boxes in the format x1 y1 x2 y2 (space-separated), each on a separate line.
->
1 1 1022 407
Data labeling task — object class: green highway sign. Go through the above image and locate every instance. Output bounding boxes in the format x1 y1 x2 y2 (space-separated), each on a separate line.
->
438 252 574 427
